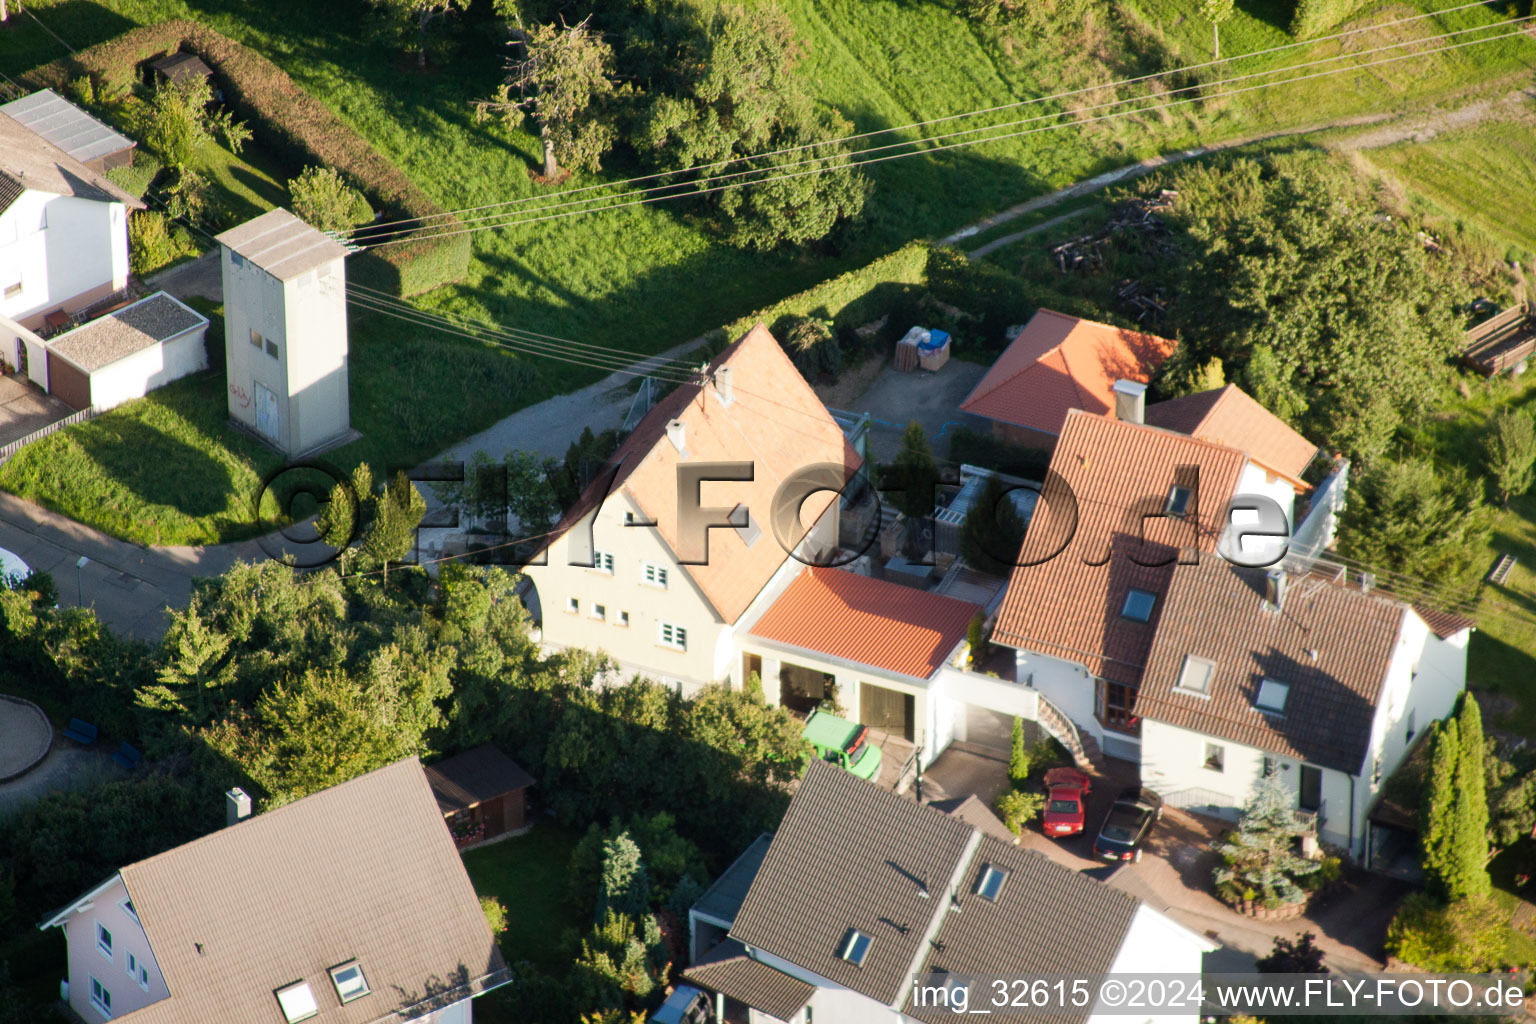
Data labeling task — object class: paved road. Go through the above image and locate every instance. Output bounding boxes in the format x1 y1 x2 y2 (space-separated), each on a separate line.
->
0 491 267 641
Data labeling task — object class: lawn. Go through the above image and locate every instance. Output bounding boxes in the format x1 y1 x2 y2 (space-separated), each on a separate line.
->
1362 113 1536 263
462 823 585 972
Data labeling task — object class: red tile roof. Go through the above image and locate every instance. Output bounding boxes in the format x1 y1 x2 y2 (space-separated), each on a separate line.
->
992 411 1248 685
1145 385 1317 486
960 310 1175 436
539 325 862 625
1133 557 1409 773
749 567 981 680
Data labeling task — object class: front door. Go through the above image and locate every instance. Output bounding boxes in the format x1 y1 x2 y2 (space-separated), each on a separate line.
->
15 337 27 378
1298 765 1322 812
255 381 279 442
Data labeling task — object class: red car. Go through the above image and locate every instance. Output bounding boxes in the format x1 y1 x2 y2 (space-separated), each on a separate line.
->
1041 767 1092 838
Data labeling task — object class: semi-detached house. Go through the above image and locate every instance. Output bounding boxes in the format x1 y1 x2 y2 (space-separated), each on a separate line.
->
522 323 862 694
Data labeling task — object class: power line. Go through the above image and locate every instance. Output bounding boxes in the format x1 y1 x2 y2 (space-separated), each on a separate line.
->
357 22 1536 248
350 0 1510 241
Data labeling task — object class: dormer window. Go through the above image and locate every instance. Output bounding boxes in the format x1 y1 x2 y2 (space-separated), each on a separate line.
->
275 981 318 1023
838 928 872 966
975 863 1009 902
1174 655 1215 696
330 962 370 1003
1166 485 1192 517
1120 589 1156 623
1255 678 1290 714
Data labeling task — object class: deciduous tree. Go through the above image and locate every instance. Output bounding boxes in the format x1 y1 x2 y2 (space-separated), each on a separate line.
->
368 0 470 67
288 166 374 234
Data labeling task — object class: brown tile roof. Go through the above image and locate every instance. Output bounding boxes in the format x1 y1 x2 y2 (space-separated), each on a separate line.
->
540 325 862 625
0 111 143 210
748 567 980 679
931 794 1018 844
904 838 1140 1024
1145 385 1317 486
1415 604 1475 640
216 208 350 282
729 760 977 1007
424 744 535 814
1133 557 1408 774
960 310 1174 437
992 411 1248 686
47 292 207 373
115 758 504 1024
683 940 815 1021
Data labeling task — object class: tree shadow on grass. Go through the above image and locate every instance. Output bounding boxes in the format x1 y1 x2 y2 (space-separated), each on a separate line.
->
72 409 237 522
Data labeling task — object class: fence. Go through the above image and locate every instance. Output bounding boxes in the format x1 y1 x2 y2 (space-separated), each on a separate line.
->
0 405 97 466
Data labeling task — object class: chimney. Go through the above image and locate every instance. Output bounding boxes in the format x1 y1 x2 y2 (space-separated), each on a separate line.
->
666 419 687 454
1112 379 1147 424
1361 572 1376 594
226 787 252 826
1264 567 1287 611
714 366 734 406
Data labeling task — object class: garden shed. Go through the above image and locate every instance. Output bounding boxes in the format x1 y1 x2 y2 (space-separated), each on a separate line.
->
150 51 214 86
0 90 136 174
36 292 208 411
424 744 536 847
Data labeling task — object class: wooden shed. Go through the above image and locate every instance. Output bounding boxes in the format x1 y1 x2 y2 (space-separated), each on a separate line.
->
1463 303 1536 376
424 744 536 848
150 51 214 87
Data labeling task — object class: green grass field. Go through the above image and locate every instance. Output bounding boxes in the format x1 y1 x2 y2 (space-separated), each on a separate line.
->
1363 113 1536 262
462 824 584 972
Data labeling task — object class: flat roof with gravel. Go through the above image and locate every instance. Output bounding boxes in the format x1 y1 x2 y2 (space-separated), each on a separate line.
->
47 292 208 373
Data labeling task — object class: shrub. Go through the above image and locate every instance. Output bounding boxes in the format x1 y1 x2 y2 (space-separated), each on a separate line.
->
288 165 374 234
480 894 509 935
127 210 196 276
1289 0 1368 38
775 314 840 380
996 789 1044 835
105 151 165 201
28 21 467 295
1386 893 1506 971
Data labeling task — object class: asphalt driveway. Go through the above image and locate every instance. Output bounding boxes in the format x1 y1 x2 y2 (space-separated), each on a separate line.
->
846 357 988 464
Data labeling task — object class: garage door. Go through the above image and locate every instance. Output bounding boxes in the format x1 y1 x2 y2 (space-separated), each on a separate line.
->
45 351 90 410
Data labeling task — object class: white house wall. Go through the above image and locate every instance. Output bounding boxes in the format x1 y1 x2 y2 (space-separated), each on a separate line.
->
748 948 905 1024
1140 718 1361 854
284 262 349 453
61 877 169 1022
85 325 208 410
1016 648 1099 744
0 311 48 388
1090 904 1214 1024
0 192 127 329
1221 463 1300 567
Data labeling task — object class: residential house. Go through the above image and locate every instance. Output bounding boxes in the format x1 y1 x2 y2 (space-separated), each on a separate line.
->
425 743 536 847
684 759 1215 1024
40 758 508 1024
522 324 861 693
959 309 1174 449
1133 555 1470 859
0 108 141 338
991 390 1316 763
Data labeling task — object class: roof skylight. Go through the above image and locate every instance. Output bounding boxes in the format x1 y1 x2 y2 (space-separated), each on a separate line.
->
1175 655 1215 695
1255 678 1290 714
330 962 370 1003
275 981 318 1023
1120 589 1156 623
975 863 1010 902
838 928 872 966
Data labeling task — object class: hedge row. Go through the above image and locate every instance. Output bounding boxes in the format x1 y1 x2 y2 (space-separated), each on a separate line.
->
1289 0 1368 38
725 241 934 340
25 20 467 296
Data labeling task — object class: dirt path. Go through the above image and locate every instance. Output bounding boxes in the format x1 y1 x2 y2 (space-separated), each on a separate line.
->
946 82 1536 258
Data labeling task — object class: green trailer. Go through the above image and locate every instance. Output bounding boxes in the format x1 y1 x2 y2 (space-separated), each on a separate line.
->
803 708 883 781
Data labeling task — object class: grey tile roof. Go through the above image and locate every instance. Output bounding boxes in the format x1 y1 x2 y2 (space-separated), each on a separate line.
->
47 292 207 373
217 208 349 282
0 172 26 214
904 839 1141 1024
930 794 1018 845
1133 556 1408 774
424 744 535 813
683 940 815 1021
0 111 142 209
0 89 134 166
692 833 773 926
728 760 979 1007
113 758 505 1024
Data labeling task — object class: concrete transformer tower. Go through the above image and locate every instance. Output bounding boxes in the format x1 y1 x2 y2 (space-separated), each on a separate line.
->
216 209 352 456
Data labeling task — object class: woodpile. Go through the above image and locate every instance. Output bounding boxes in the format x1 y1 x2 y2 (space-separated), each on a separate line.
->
1046 190 1180 325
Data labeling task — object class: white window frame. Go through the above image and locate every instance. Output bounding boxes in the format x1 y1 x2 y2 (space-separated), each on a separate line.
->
126 952 149 992
617 610 630 627
591 551 615 574
565 596 579 615
1174 655 1215 697
90 977 112 1018
329 961 370 1003
642 562 669 589
2 275 22 300
658 621 687 651
119 897 138 922
591 603 607 621
275 981 319 1023
1204 743 1225 773
96 922 113 960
